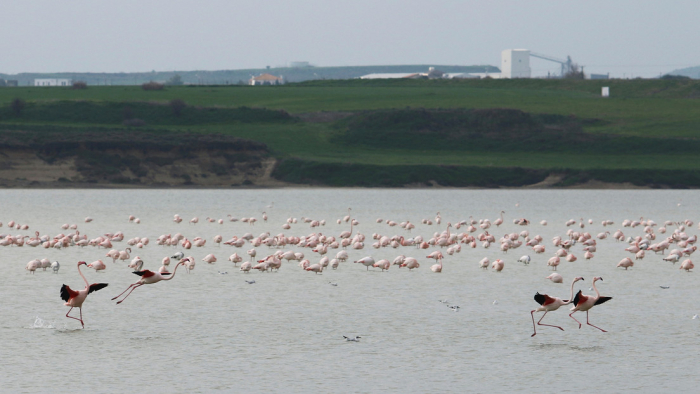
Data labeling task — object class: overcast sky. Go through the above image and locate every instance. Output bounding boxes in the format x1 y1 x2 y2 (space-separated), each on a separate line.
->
2 0 697 77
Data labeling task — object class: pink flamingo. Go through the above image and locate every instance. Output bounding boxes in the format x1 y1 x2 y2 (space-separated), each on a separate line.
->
354 256 375 271
494 211 504 227
430 256 443 273
202 254 217 263
569 277 612 332
111 259 186 304
60 262 108 328
531 277 583 336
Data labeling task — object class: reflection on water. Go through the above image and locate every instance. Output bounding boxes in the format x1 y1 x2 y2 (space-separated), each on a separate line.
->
0 189 698 393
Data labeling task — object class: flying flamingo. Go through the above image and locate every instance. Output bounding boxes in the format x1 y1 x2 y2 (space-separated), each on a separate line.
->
60 262 108 328
111 259 187 304
569 277 612 332
531 276 583 336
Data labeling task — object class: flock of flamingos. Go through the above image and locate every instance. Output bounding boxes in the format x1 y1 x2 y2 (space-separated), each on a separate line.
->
3 208 697 335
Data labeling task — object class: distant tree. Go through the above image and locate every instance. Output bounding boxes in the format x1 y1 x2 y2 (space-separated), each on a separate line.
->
563 64 585 80
72 81 88 89
10 98 25 116
0 79 6 87
166 74 183 85
660 74 691 80
169 99 187 117
141 81 164 91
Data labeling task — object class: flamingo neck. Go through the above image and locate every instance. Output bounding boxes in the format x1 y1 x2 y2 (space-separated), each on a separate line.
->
163 262 183 280
592 280 601 298
78 265 89 287
567 278 577 304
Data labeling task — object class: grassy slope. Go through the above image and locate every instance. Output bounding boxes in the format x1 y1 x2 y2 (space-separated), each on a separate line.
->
1 79 699 182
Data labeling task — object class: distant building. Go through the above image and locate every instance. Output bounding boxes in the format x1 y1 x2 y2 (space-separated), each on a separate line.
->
288 61 311 68
249 73 285 86
6 80 18 86
588 73 610 80
34 78 72 86
361 67 500 80
446 72 501 79
501 49 531 79
360 73 421 79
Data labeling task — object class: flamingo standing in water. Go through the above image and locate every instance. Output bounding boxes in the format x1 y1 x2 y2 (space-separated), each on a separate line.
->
531 277 583 336
112 259 186 304
569 277 612 332
60 262 108 328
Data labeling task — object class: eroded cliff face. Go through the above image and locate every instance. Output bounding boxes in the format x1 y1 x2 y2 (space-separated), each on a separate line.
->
0 133 285 188
0 148 283 187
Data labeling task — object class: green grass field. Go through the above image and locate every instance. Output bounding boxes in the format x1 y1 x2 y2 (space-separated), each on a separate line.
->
1 78 699 186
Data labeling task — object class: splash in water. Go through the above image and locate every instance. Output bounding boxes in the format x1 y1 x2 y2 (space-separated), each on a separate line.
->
31 316 56 329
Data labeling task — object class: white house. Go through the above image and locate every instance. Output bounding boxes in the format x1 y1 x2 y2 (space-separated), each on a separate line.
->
34 78 72 86
249 74 285 86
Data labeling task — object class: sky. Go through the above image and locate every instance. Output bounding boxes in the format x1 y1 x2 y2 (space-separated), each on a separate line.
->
2 0 698 78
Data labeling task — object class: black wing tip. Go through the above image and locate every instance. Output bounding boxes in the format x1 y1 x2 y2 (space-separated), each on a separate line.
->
60 284 69 301
595 296 612 305
88 283 109 294
161 272 172 276
533 292 545 305
132 271 146 276
573 290 582 305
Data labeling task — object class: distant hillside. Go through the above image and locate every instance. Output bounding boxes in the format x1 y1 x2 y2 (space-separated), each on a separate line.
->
0 64 499 86
668 66 700 79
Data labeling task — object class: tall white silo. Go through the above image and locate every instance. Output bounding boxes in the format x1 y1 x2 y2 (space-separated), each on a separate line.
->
501 49 531 79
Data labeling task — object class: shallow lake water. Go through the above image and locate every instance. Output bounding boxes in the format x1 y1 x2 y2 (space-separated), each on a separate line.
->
0 189 698 393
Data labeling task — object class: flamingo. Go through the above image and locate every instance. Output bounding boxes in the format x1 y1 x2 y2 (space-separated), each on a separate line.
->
569 277 612 332
354 256 375 270
202 254 217 264
546 273 563 283
430 256 443 273
492 259 504 272
88 260 106 271
111 259 187 304
60 262 108 328
531 276 583 336
680 259 694 272
494 211 504 227
51 261 60 273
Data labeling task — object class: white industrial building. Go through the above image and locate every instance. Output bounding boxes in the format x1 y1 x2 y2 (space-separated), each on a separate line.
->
360 73 420 79
34 78 72 86
501 49 531 79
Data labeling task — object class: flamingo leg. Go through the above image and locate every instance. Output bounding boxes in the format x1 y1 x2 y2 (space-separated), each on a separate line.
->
569 311 583 329
537 311 564 331
65 307 83 326
116 284 143 304
586 311 607 332
79 308 84 328
111 283 137 300
531 310 538 337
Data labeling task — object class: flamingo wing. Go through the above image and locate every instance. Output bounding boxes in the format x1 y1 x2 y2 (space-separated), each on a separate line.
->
133 270 156 278
595 296 612 305
88 283 109 294
572 290 587 306
60 284 78 302
533 292 546 305
534 292 556 306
